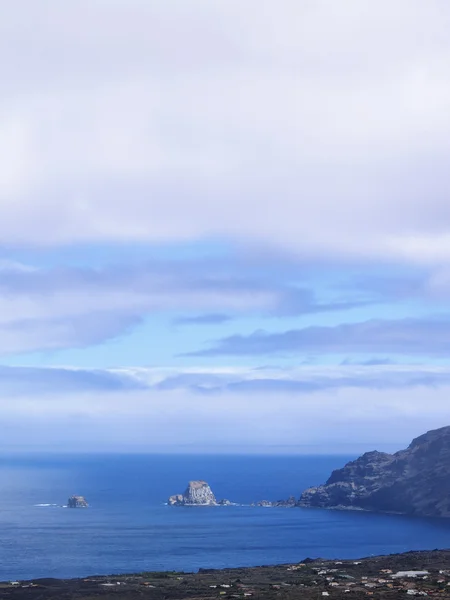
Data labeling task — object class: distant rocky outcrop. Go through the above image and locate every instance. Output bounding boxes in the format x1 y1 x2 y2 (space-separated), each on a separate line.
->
299 425 450 518
68 495 88 508
252 496 297 508
169 481 231 506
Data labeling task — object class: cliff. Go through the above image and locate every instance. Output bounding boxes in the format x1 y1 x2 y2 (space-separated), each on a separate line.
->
68 495 88 508
168 481 220 506
299 425 450 518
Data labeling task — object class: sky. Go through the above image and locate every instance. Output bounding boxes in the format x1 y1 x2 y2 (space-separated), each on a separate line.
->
1 0 450 453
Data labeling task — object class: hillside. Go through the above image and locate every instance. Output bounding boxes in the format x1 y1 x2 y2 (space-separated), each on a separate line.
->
299 426 450 517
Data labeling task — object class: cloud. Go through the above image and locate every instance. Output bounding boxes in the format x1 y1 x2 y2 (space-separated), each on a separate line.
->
0 1 449 263
1 363 450 451
340 358 396 366
133 364 450 395
0 364 145 395
1 1 450 454
0 256 364 315
3 363 450 397
172 314 233 326
0 257 372 354
185 317 450 357
1 383 450 453
0 312 143 354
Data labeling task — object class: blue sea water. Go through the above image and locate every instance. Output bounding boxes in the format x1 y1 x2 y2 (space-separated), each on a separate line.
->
0 453 449 581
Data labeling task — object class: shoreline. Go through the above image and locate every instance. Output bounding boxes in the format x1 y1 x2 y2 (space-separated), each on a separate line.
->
3 549 450 598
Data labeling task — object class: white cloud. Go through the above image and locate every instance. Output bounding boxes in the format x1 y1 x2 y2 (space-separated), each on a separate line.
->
0 257 364 354
0 362 448 451
0 1 449 261
2 362 450 397
0 384 449 453
115 363 450 391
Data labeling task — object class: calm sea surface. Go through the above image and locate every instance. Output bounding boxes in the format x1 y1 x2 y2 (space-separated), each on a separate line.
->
0 453 449 580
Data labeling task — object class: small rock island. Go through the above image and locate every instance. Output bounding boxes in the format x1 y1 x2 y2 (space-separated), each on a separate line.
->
68 495 88 508
168 481 232 506
252 496 297 508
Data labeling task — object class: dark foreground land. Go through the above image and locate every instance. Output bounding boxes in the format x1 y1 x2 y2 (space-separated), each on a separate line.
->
3 550 450 600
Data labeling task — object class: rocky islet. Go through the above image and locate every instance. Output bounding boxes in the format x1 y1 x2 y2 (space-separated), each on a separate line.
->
67 496 89 508
168 481 233 506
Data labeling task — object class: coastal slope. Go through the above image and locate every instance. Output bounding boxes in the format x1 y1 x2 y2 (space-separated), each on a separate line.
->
299 425 450 518
4 550 450 599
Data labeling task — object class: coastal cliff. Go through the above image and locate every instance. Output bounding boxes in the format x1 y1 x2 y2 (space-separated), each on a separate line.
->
169 481 226 506
299 425 450 518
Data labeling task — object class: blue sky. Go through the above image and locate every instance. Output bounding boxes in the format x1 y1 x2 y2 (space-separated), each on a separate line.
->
1 0 450 452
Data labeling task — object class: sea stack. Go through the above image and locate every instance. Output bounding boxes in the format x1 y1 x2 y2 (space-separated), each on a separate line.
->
68 495 88 508
168 481 217 506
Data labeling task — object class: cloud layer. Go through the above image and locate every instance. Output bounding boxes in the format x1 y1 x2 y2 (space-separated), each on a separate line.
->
2 379 450 453
0 2 449 451
186 317 450 357
0 257 372 354
3 363 450 397
0 1 450 262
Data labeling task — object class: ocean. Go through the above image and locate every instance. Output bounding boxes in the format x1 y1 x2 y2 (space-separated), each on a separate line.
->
0 453 449 581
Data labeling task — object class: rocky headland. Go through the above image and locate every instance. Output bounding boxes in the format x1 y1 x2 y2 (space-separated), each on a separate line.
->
168 481 233 506
298 425 450 518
